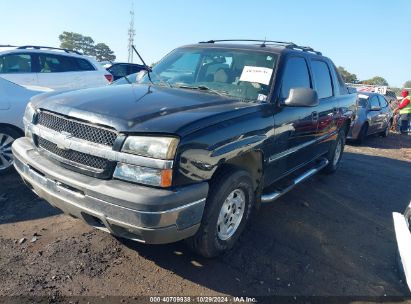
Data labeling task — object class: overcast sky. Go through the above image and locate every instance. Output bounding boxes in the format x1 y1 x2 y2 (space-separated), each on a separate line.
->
1 0 409 87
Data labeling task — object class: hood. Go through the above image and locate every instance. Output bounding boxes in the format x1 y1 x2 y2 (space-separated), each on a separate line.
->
32 84 258 136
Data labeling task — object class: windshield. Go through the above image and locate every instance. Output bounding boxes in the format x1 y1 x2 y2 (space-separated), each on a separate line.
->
138 47 278 101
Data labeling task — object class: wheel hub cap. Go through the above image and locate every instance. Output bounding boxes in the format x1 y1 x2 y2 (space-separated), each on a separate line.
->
217 188 246 241
0 133 14 171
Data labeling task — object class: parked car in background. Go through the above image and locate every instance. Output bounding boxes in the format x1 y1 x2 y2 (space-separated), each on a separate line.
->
347 91 393 143
0 46 112 90
105 62 145 81
0 77 52 174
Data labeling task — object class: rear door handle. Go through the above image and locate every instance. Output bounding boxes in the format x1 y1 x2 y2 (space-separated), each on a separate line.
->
312 111 319 121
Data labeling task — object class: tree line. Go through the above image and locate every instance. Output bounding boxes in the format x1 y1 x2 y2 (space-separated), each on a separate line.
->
58 31 116 62
337 66 410 95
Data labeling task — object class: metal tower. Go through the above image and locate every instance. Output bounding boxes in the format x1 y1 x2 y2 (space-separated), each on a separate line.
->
127 1 135 63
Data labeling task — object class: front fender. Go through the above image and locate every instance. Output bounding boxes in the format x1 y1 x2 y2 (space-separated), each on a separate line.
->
173 104 273 186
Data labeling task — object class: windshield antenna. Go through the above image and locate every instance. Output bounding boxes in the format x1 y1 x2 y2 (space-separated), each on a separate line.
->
132 45 172 88
132 45 153 83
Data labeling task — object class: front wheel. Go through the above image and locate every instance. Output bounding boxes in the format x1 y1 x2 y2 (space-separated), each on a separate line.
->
186 168 254 258
0 126 20 175
321 129 345 174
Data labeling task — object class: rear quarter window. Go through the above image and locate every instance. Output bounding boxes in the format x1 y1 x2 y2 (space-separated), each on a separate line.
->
75 58 95 71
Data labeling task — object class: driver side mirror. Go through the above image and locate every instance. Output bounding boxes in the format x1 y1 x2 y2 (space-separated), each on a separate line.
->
284 88 319 107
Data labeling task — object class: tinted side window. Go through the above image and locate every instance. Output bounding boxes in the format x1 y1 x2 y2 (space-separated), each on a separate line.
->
370 96 380 109
311 60 333 99
378 95 388 108
332 63 348 95
281 57 311 99
39 54 77 73
108 65 128 77
130 65 144 74
0 54 32 73
75 58 95 71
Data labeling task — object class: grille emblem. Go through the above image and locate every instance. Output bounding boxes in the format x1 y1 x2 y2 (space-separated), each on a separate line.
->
55 131 73 150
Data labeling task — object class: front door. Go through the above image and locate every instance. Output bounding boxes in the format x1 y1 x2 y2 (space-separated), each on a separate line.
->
0 53 37 86
264 56 319 185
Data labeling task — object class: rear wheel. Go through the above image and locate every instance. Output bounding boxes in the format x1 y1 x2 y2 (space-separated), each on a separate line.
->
322 129 345 174
0 126 20 175
381 121 391 137
186 168 254 257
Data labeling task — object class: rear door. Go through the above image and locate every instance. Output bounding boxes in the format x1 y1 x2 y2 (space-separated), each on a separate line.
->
368 95 382 133
0 53 37 86
310 59 338 155
377 95 391 131
36 53 83 90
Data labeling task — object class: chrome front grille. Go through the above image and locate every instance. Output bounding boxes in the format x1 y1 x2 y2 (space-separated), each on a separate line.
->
37 137 109 172
37 111 117 146
35 111 117 175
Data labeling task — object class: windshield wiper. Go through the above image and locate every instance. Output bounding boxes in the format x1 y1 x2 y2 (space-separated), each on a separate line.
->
177 85 229 97
131 45 172 88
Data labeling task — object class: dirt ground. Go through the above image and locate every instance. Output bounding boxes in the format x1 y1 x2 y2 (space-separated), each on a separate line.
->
1 132 411 301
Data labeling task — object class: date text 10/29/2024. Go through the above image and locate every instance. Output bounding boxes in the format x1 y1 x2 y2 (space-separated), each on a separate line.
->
149 296 257 303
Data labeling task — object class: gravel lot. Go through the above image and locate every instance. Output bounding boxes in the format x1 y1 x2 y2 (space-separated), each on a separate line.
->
0 132 410 300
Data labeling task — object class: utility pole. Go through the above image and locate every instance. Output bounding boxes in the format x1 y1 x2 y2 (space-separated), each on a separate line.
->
127 1 135 63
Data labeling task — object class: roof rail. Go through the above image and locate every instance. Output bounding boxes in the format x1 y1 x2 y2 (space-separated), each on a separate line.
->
198 39 322 55
199 39 296 46
16 45 83 55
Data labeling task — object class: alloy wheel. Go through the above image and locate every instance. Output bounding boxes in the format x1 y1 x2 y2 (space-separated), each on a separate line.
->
217 188 246 241
0 133 14 171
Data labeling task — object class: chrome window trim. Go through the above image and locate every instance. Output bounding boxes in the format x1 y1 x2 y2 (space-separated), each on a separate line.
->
29 123 174 170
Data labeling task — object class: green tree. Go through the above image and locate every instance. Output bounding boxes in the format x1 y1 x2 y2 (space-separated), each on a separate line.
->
337 66 358 84
362 76 389 86
403 80 411 88
59 32 84 52
58 31 116 61
93 43 116 62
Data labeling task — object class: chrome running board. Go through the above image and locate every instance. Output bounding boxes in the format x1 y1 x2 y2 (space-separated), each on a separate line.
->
261 158 329 203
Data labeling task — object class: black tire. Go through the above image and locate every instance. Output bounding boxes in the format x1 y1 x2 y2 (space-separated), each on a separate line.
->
186 168 254 258
321 129 345 174
0 126 21 176
356 123 368 144
380 121 391 137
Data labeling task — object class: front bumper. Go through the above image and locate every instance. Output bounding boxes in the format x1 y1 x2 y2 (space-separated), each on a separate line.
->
393 202 411 292
12 137 209 244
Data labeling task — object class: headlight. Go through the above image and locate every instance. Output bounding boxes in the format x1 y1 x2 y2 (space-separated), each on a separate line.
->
115 136 178 187
23 102 36 125
122 136 179 159
113 163 173 187
23 102 36 138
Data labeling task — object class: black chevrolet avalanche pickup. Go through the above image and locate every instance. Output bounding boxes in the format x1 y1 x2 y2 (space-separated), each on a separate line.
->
12 40 356 257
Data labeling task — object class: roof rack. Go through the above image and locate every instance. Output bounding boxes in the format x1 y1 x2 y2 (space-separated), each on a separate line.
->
0 44 83 55
15 45 83 55
198 39 322 55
